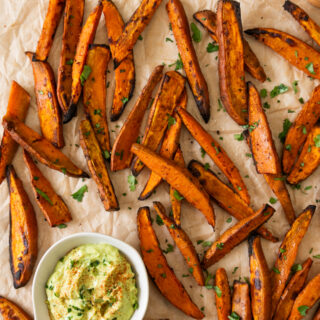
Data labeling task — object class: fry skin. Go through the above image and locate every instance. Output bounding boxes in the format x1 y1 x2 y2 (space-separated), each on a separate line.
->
153 201 205 286
274 258 313 320
314 307 320 320
35 0 65 61
202 204 274 268
131 71 185 176
193 10 266 82
188 160 278 242
131 144 216 228
167 0 211 123
271 205 315 316
7 165 38 289
177 106 250 204
83 45 111 154
0 81 30 184
248 235 272 320
111 65 164 171
217 0 247 125
3 117 88 178
214 268 232 320
232 281 252 320
57 0 84 114
23 150 72 227
245 28 320 80
79 120 119 211
26 52 64 148
137 206 204 319
0 296 32 320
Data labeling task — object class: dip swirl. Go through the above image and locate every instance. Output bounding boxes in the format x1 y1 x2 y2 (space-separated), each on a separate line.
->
46 243 138 320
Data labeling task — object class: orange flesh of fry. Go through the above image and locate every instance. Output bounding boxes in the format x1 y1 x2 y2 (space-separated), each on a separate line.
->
215 268 232 320
0 296 32 320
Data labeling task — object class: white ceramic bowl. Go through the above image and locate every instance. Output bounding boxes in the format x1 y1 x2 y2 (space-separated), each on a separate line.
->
32 232 149 320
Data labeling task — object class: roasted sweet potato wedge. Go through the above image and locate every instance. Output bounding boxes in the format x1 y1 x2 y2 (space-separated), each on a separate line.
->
57 0 84 114
271 205 315 316
66 2 102 123
26 52 64 148
23 150 72 227
83 44 111 154
202 204 274 268
232 281 252 320
214 268 232 320
167 0 211 123
111 65 164 171
248 235 272 320
217 0 247 125
177 106 250 204
35 0 65 61
137 206 204 319
314 307 320 320
288 273 320 320
193 10 266 83
170 147 185 226
131 71 185 176
113 0 163 66
153 201 204 286
7 165 38 289
274 258 313 320
3 117 88 178
131 144 215 227
287 124 320 184
0 296 32 320
79 120 119 211
245 28 320 80
282 85 320 174
0 81 30 184
139 90 187 200
188 160 278 242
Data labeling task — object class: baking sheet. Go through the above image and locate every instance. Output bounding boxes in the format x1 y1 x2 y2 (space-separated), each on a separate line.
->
0 0 320 319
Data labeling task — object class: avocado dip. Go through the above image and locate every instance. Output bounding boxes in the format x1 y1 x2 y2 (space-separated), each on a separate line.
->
46 243 138 320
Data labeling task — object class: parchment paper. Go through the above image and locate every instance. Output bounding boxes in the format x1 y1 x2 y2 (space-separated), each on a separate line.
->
1 0 320 319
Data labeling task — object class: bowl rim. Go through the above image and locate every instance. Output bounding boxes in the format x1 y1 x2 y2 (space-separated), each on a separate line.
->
32 232 149 320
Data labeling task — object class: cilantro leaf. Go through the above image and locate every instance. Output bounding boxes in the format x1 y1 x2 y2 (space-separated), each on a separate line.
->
80 65 92 86
298 305 309 316
128 175 137 191
173 190 184 201
207 42 219 52
36 188 53 205
190 22 202 42
278 119 292 143
71 185 88 202
270 84 289 98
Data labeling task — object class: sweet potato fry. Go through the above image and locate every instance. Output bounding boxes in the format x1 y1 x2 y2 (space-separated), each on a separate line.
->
214 268 232 320
232 281 252 320
131 144 215 227
217 0 247 125
153 201 204 286
23 150 72 227
79 120 119 211
57 0 84 114
0 81 30 184
202 204 274 268
177 106 250 204
26 52 64 148
7 165 38 289
245 28 320 80
66 2 102 123
137 206 204 319
0 296 32 320
131 71 185 176
287 124 320 184
314 307 320 320
3 117 88 178
35 0 65 61
113 0 163 66
274 258 313 320
284 1 320 47
188 160 278 242
288 273 320 320
271 205 315 316
282 85 320 174
248 235 272 320
167 0 211 123
83 44 111 154
193 10 266 82
170 147 185 226
111 65 164 171
139 90 187 200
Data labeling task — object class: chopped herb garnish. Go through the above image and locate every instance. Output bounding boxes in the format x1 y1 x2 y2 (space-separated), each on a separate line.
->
121 97 129 104
190 22 202 42
33 176 39 181
163 243 174 254
263 102 271 109
156 215 164 226
71 185 88 202
270 84 289 98
299 97 304 104
313 254 320 259
57 224 67 229
278 119 292 143
166 37 173 42
94 109 102 116
200 147 206 158
292 80 298 94
167 114 176 128
173 190 184 201
80 65 92 86
202 241 212 247
138 35 143 40
66 59 74 65
298 305 309 316
228 312 240 320
216 242 224 250
269 197 277 204
36 188 53 205
260 88 267 98
291 264 302 272
213 285 222 297
234 133 244 141
204 163 210 171
306 62 316 75
226 217 232 223
273 267 280 274
128 175 137 191
314 134 320 147
104 150 110 160
207 42 219 52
